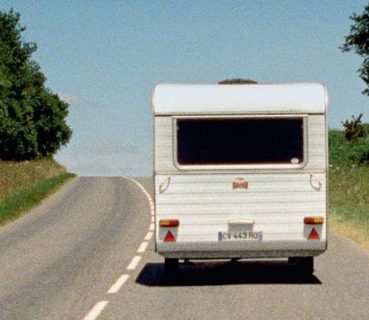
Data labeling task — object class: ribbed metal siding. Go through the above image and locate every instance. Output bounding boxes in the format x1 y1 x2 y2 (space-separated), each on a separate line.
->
155 173 326 242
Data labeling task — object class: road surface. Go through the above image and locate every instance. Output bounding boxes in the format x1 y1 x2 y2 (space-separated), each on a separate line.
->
1 177 369 320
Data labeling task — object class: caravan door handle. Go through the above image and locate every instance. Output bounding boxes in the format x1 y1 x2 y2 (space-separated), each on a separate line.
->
309 173 322 191
159 176 171 193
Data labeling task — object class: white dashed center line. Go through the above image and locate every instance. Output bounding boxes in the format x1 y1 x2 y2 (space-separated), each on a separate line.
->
127 255 142 270
107 274 130 294
83 301 109 320
144 231 153 241
137 241 149 253
82 178 154 320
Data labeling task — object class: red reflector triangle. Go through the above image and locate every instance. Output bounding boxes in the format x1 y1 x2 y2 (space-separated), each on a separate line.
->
164 230 176 242
308 228 320 240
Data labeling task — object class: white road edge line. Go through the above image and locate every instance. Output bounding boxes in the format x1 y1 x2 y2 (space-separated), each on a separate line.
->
83 301 109 320
145 231 153 240
126 177 155 215
137 241 149 253
107 274 130 294
127 256 142 270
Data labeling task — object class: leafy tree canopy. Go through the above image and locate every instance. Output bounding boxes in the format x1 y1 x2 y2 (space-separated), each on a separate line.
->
0 9 71 160
342 4 369 95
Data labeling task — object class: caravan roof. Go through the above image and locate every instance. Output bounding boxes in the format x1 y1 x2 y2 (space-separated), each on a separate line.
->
153 83 327 115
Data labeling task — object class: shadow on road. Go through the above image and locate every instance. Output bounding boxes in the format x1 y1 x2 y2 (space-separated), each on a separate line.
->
136 260 322 287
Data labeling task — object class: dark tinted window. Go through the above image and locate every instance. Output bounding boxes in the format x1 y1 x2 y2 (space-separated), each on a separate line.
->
176 118 304 165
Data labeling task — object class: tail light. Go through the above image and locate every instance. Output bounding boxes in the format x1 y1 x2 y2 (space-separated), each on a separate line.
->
304 217 324 225
159 219 179 227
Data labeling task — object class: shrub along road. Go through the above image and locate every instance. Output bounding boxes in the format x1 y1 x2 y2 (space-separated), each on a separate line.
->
1 177 369 319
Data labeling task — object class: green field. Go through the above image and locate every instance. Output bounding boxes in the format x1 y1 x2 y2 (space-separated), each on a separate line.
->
329 166 369 247
329 129 369 247
0 158 75 225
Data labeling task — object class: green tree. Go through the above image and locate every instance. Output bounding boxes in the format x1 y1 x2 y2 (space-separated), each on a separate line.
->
342 4 369 95
0 9 71 160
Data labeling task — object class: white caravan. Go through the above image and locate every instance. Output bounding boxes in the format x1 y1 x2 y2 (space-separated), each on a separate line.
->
153 83 328 274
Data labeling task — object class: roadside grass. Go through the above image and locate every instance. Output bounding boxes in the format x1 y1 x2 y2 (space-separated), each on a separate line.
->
329 166 369 247
0 172 75 225
0 158 75 226
329 129 369 248
0 157 66 199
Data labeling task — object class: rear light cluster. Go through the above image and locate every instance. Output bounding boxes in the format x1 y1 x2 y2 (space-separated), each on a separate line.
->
304 217 324 225
159 219 179 243
159 219 180 227
304 216 324 241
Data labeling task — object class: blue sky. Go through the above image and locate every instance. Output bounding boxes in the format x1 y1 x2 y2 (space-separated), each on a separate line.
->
1 1 368 176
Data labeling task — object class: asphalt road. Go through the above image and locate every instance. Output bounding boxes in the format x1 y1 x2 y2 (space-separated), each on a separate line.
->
1 177 369 320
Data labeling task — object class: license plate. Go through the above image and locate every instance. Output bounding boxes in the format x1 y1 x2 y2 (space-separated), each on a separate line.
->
218 231 263 241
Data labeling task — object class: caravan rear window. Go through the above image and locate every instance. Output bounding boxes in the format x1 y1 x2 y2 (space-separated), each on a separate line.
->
176 117 305 166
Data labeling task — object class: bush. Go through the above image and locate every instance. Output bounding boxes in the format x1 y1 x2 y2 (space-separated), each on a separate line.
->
342 113 364 141
329 128 369 166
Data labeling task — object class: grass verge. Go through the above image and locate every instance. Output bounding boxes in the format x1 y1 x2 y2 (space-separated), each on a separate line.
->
0 158 67 199
329 165 369 249
0 172 75 226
